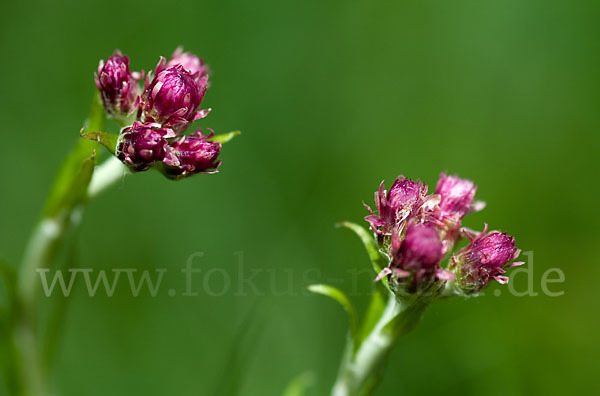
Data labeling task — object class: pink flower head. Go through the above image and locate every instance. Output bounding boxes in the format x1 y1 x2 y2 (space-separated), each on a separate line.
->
141 58 209 133
450 225 523 294
116 121 175 171
95 50 141 120
392 223 443 272
162 130 221 179
380 222 453 293
167 47 209 78
364 176 429 236
435 173 479 220
429 173 486 255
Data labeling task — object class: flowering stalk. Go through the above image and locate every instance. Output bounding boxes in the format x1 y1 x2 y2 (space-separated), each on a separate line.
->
309 173 522 396
3 47 240 396
332 295 427 396
13 93 110 396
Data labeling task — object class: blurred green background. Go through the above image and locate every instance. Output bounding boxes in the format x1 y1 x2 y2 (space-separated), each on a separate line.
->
1 0 599 395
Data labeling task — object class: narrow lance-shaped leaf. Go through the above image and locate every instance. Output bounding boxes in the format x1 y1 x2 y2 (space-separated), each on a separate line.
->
86 90 106 133
209 130 241 144
336 221 390 291
80 130 118 155
43 92 105 217
358 289 386 345
307 284 358 346
48 151 97 216
43 234 80 368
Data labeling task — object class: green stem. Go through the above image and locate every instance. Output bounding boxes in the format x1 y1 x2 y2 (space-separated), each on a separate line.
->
10 93 128 396
331 295 399 396
331 295 429 396
12 158 127 396
87 156 129 199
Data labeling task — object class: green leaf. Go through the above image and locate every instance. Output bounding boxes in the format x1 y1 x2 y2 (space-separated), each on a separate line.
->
336 222 384 274
44 150 97 218
282 371 316 396
209 130 241 144
358 290 386 345
308 284 358 344
336 222 390 290
43 236 80 368
43 92 105 218
80 131 118 155
87 91 106 132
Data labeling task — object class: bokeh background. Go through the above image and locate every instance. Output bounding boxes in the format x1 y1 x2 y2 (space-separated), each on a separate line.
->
1 0 599 395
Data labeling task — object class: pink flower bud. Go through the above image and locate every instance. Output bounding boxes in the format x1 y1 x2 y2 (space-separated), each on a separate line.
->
141 59 209 132
167 47 209 77
161 130 221 179
435 173 477 220
364 176 428 236
450 226 523 294
392 223 443 273
116 122 175 171
382 223 452 293
95 50 141 120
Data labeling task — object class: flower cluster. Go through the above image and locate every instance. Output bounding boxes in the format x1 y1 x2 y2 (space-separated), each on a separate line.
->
95 47 221 179
365 173 522 296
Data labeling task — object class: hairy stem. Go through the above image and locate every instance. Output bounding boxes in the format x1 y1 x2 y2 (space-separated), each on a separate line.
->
332 294 429 396
332 296 400 396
